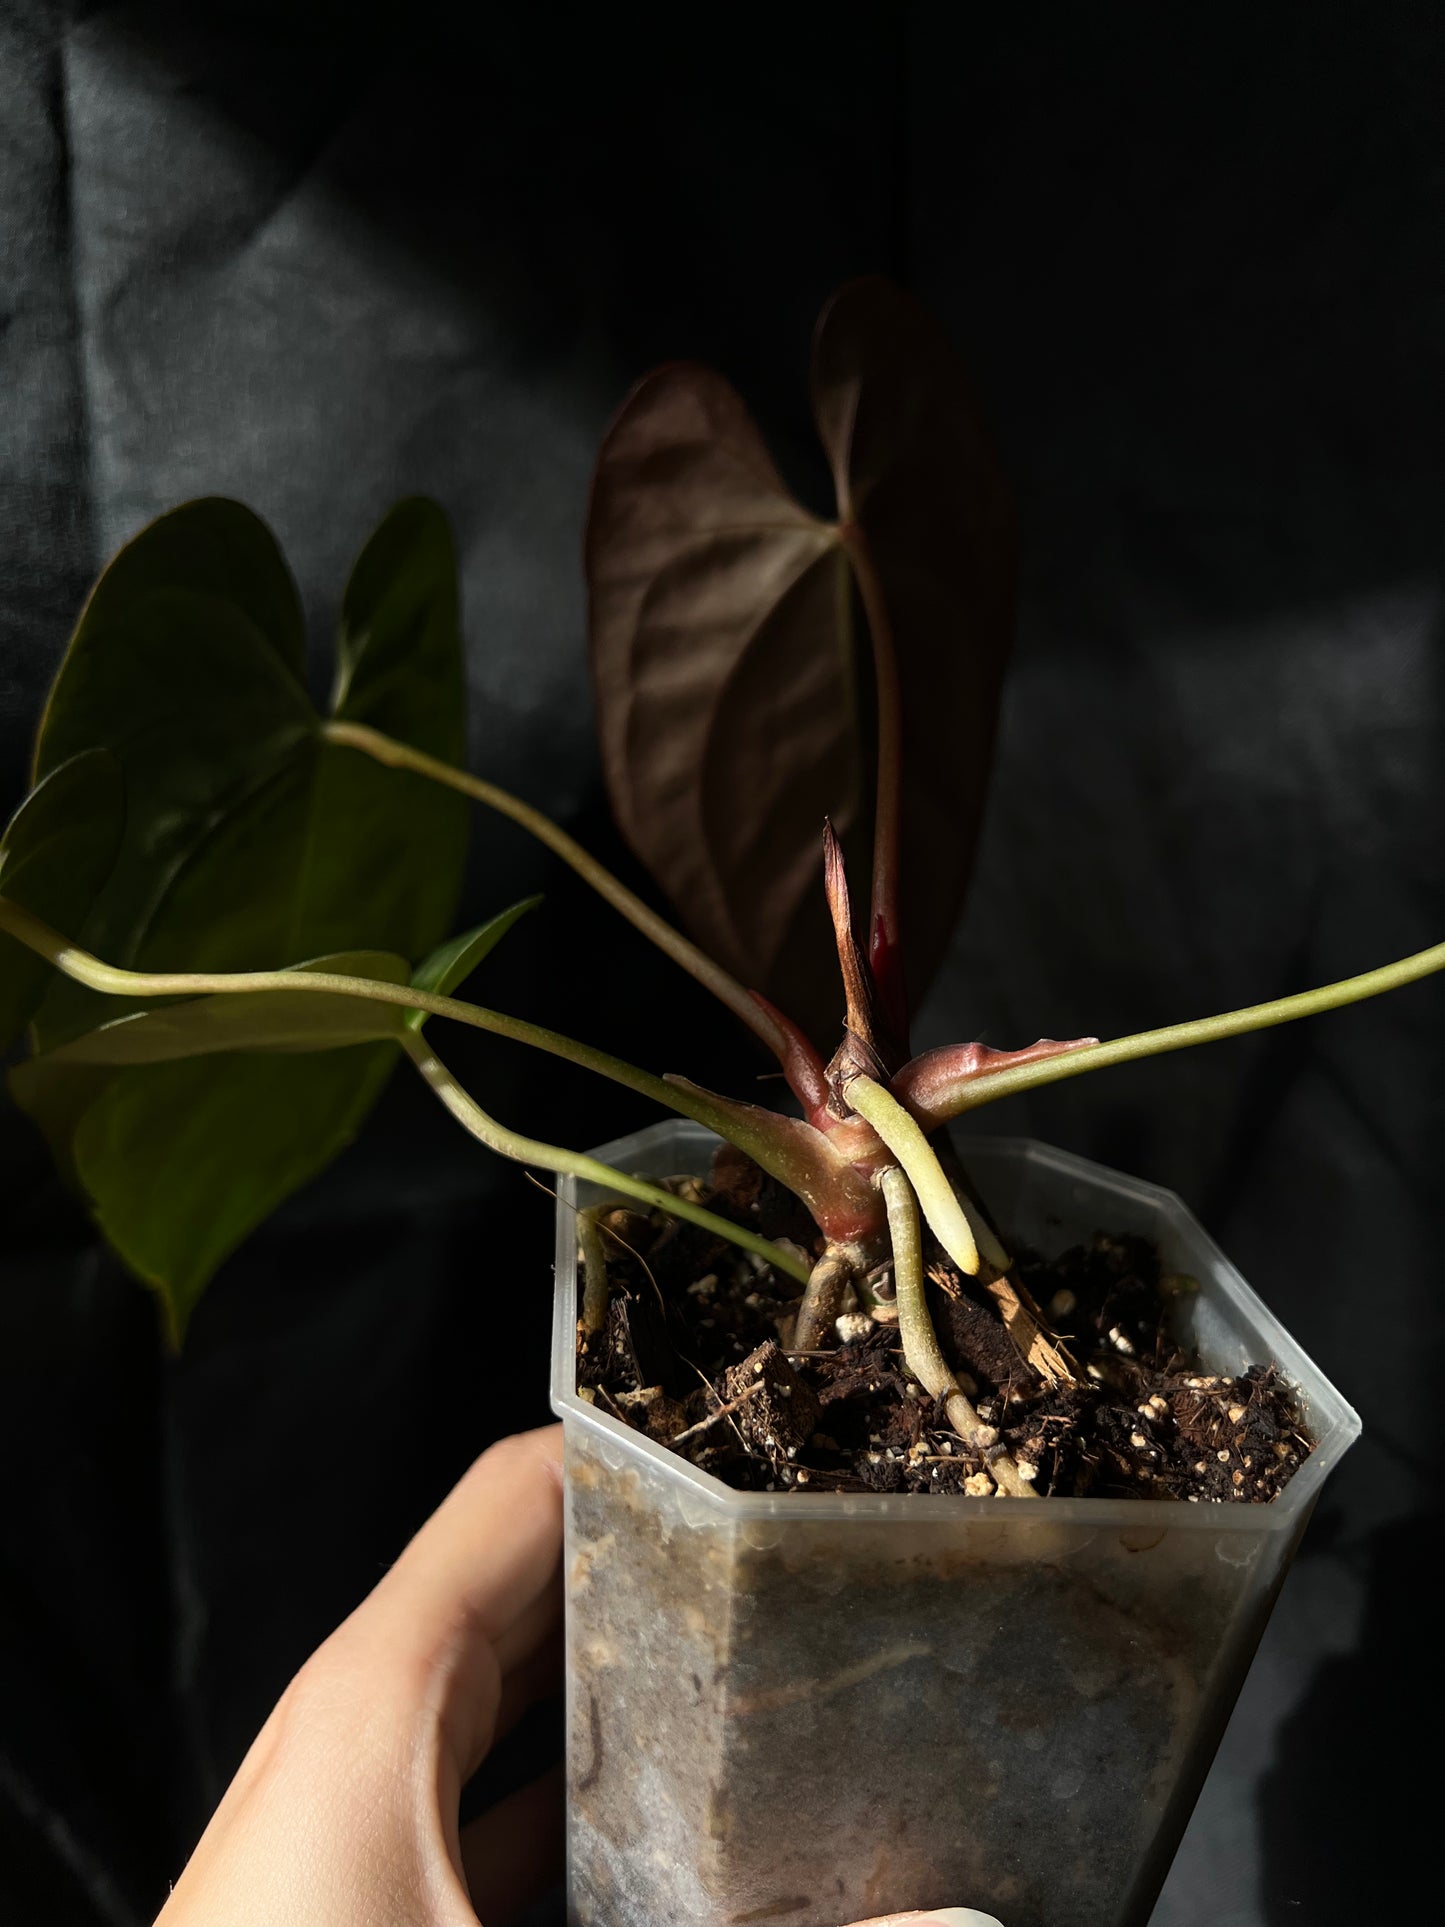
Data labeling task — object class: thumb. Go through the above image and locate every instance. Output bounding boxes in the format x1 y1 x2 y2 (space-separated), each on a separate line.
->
340 1424 565 1787
845 1913 1006 1926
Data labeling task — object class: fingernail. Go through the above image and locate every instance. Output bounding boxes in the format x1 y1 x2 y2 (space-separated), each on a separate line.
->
906 1911 1006 1927
862 1911 1005 1927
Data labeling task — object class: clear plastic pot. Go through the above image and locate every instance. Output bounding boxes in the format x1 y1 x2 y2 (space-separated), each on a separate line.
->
551 1123 1360 1927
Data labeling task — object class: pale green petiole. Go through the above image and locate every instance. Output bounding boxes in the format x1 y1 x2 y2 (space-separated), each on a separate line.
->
0 893 811 1286
0 896 798 1186
321 720 791 1064
400 1032 811 1283
933 937 1445 1118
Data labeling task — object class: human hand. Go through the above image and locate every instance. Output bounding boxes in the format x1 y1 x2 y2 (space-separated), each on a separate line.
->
156 1425 568 1926
155 1424 1001 1927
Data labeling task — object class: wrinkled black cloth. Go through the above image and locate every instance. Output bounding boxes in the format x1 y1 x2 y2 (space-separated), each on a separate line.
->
2 5 1442 1924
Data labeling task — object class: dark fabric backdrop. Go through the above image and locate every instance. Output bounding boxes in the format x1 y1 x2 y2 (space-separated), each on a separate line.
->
2 5 1441 1923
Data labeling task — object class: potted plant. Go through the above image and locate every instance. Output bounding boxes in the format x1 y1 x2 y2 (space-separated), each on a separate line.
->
0 280 1431 1924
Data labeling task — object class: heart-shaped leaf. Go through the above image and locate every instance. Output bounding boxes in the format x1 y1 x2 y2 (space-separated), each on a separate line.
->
19 497 469 1330
587 276 1014 1043
407 897 542 1029
72 1048 403 1347
812 278 1016 1035
32 501 313 1044
587 365 850 1039
0 750 125 1052
9 952 411 1194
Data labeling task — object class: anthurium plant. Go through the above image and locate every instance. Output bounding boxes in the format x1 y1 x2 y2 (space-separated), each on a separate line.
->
1 280 1440 1492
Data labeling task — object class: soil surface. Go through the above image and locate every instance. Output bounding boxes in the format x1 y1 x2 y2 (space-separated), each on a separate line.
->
575 1150 1312 1501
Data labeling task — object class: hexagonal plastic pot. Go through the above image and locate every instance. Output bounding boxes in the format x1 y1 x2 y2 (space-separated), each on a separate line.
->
551 1122 1360 1927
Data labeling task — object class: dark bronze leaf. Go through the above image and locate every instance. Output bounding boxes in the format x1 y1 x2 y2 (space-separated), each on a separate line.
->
812 277 1016 1032
587 363 852 1038
586 278 1014 1046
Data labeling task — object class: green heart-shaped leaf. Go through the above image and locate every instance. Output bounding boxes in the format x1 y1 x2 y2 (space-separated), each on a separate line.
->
406 897 542 1028
73 1048 402 1348
32 502 313 1045
0 750 125 1053
9 952 409 1182
28 951 413 1346
19 497 469 1333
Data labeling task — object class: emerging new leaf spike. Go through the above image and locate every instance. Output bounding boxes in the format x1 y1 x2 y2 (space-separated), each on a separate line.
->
824 820 882 1071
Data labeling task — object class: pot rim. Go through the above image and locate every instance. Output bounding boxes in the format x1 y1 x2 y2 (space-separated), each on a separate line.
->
551 1121 1361 1532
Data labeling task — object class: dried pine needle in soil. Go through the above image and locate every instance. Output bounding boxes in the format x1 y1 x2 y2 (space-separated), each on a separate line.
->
575 1151 1312 1502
